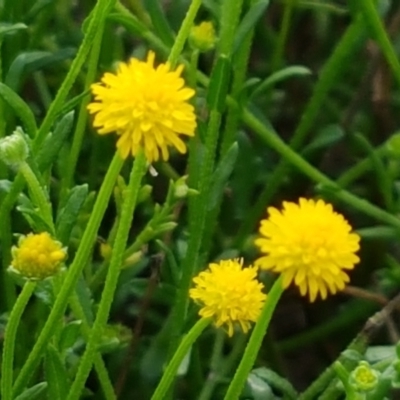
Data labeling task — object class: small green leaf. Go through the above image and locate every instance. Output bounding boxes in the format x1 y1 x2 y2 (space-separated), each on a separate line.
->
0 83 37 138
301 124 344 156
0 22 27 38
36 111 74 171
56 184 89 245
16 193 51 232
14 382 47 400
208 142 238 210
44 345 69 400
233 0 271 53
251 66 312 98
59 320 82 351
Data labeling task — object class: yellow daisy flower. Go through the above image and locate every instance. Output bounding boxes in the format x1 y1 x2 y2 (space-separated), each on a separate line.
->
189 259 266 336
255 198 360 302
10 232 66 280
87 51 197 162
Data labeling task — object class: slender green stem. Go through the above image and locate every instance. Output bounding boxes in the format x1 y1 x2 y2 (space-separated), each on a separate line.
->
33 0 115 150
234 17 366 246
357 1 400 88
61 22 105 200
66 151 147 400
271 0 295 71
224 276 284 400
242 109 400 230
1 281 36 400
19 162 53 233
169 110 222 359
198 334 247 400
167 0 202 68
168 0 245 364
69 295 116 400
299 334 368 400
151 318 211 400
13 153 124 398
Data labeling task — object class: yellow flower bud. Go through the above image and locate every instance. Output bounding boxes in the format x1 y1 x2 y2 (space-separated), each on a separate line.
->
189 21 216 52
10 232 67 280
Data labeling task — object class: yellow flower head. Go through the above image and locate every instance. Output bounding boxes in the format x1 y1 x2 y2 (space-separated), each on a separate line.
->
255 198 360 302
10 232 66 280
87 51 197 162
189 259 266 336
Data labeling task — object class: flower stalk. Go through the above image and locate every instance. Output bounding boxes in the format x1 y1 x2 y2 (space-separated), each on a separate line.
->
224 276 284 399
1 281 36 400
151 318 211 400
66 150 147 400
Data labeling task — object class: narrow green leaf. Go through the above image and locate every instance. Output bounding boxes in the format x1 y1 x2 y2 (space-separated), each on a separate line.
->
58 320 82 352
5 49 76 92
0 83 37 138
56 184 89 245
14 383 48 400
251 66 312 98
301 124 344 156
0 22 27 38
208 142 238 210
233 0 271 53
36 111 74 171
206 55 231 112
252 367 298 400
44 345 69 400
144 0 175 47
107 12 147 36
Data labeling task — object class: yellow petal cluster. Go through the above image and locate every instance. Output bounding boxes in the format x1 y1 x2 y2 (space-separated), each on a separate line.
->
88 51 197 162
189 259 266 336
255 198 360 302
10 232 66 280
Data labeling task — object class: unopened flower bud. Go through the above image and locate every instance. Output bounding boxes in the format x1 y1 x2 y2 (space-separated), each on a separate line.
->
0 127 29 168
349 361 380 392
189 21 216 52
174 175 198 199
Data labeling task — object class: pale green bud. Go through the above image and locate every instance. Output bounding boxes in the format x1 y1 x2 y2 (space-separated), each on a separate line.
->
0 127 29 168
349 361 380 392
189 21 216 52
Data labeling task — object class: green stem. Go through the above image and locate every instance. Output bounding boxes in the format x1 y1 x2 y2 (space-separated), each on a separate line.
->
234 16 366 246
66 151 147 400
69 295 116 400
299 334 368 400
224 276 284 400
151 318 211 400
19 162 54 233
167 0 202 68
33 0 115 151
271 0 295 71
357 1 400 88
1 281 36 400
198 334 247 400
61 22 105 200
169 110 222 359
13 153 124 398
242 109 400 230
